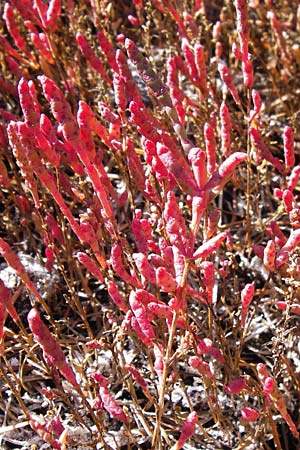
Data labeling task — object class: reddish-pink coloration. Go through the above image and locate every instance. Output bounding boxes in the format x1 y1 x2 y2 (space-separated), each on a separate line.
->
98 101 120 140
153 343 164 378
0 301 5 343
200 261 215 304
250 127 284 173
276 301 300 315
131 215 154 255
270 221 287 247
3 3 33 60
99 386 128 423
131 315 153 346
0 279 19 323
0 158 10 187
77 100 110 147
46 0 61 31
204 123 216 174
0 236 46 306
129 102 161 142
218 62 240 105
189 356 213 379
275 229 300 268
45 213 64 245
97 31 118 72
287 165 300 191
188 148 207 189
29 419 62 450
29 29 54 64
167 56 186 125
76 33 111 85
197 338 213 354
128 14 139 26
172 245 185 286
220 102 232 156
241 283 255 327
155 266 177 292
242 58 254 88
125 137 146 192
190 195 207 240
182 38 199 85
45 246 54 272
193 232 227 259
225 377 248 394
250 89 262 123
125 364 148 390
194 43 209 98
176 411 198 449
263 240 276 272
203 152 248 191
163 191 189 254
263 377 275 395
92 372 110 388
282 189 294 213
39 77 114 219
34 0 47 26
110 242 139 287
77 252 104 283
18 78 40 126
257 363 299 438
283 126 295 171
125 38 170 103
133 252 156 285
234 0 249 59
27 308 78 387
129 290 156 342
241 407 259 422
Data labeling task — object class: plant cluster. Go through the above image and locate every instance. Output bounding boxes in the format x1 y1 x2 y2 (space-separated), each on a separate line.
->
0 0 300 449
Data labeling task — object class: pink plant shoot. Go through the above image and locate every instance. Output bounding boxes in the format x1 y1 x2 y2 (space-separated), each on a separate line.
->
263 240 276 272
193 232 228 260
194 43 209 97
3 3 33 61
241 407 259 422
234 0 249 59
225 377 248 395
125 364 148 391
204 123 217 174
283 126 295 171
129 290 156 343
76 33 111 86
27 308 78 387
241 283 255 328
275 229 300 268
203 152 248 192
189 356 214 379
171 411 198 450
0 279 19 324
220 102 232 156
132 252 156 285
257 363 299 438
76 252 104 283
218 62 240 105
98 386 128 423
155 266 177 292
287 165 300 191
200 261 215 304
250 127 283 173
